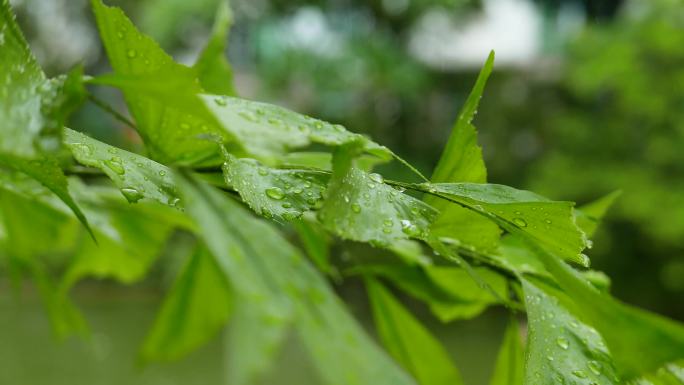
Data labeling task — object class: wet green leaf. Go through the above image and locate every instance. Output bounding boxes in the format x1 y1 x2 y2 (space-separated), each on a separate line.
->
222 155 328 222
319 145 437 247
423 183 588 266
522 277 618 385
64 128 180 207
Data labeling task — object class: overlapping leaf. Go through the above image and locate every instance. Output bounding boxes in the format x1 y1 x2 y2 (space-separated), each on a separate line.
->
423 182 589 266
319 146 437 247
177 173 416 385
222 154 328 222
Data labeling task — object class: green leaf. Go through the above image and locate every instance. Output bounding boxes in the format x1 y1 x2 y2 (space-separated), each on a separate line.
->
204 94 392 164
222 154 328 222
522 277 618 385
176 173 415 385
293 215 333 274
64 128 180 207
428 50 493 188
193 0 236 96
575 190 622 238
91 0 221 165
488 317 524 385
319 145 437 247
0 3 91 236
366 278 464 385
424 265 507 321
423 182 589 266
523 239 684 381
0 1 83 158
141 246 232 362
4 156 94 239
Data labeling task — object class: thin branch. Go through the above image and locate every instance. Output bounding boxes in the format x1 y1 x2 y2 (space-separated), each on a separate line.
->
87 94 137 130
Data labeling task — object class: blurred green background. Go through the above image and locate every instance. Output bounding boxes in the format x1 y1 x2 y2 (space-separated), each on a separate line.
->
2 0 683 383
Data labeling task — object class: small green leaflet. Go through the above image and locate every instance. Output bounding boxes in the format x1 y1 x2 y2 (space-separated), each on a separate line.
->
488 317 524 385
319 146 437 247
64 128 180 207
193 0 236 96
522 277 618 385
427 51 493 188
575 190 622 238
177 173 416 385
366 278 464 385
293 216 333 275
222 155 328 222
141 246 232 362
425 52 500 253
423 182 589 266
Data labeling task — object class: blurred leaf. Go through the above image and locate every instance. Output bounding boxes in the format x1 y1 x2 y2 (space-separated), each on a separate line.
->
522 277 618 384
222 154 328 222
194 0 236 95
488 317 524 385
366 278 464 385
423 183 588 266
575 190 622 238
319 145 437 247
177 173 415 385
141 246 232 362
293 216 333 274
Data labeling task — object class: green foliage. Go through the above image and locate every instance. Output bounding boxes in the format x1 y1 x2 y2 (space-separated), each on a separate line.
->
1 0 683 384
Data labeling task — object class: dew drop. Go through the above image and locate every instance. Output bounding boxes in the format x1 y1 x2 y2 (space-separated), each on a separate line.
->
572 370 587 379
265 187 285 200
214 97 227 106
121 187 143 203
159 170 167 177
512 217 528 227
126 49 137 58
544 218 552 224
104 157 125 175
588 360 601 375
257 168 269 176
351 203 361 213
282 202 292 209
556 337 569 350
369 173 384 184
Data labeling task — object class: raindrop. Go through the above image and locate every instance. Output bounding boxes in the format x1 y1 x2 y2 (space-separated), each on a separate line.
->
73 143 92 156
369 173 384 184
282 202 292 209
265 187 285 200
104 157 125 175
126 49 137 58
512 217 528 227
214 97 227 106
588 361 601 375
556 337 569 350
121 187 143 203
351 203 361 213
257 168 269 176
544 218 552 224
159 170 167 177
572 370 587 379
383 219 393 227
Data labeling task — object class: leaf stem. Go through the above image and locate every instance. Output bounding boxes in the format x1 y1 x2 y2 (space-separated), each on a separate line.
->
87 94 137 130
